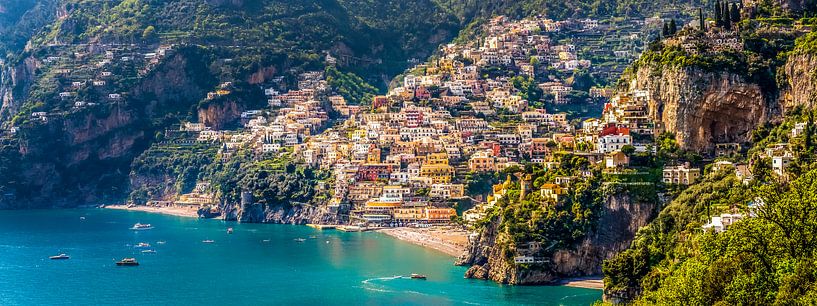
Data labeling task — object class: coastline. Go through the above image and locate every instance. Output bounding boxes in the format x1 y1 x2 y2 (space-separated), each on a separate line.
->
559 276 604 290
103 204 199 218
377 226 468 257
97 207 603 290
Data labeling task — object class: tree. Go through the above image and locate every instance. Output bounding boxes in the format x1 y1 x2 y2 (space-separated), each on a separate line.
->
730 3 741 23
662 22 670 37
141 25 156 41
699 8 706 32
621 145 636 155
723 2 732 29
669 19 677 35
715 0 723 27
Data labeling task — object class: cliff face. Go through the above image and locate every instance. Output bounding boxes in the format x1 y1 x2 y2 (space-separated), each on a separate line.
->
198 100 243 130
0 55 38 121
457 191 659 285
218 201 340 225
630 65 769 153
0 49 220 208
782 52 817 110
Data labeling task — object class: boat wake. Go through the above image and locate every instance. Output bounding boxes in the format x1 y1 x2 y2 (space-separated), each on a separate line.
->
360 276 433 297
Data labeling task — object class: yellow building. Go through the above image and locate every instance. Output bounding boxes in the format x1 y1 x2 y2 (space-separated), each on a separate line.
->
420 164 455 184
539 184 567 202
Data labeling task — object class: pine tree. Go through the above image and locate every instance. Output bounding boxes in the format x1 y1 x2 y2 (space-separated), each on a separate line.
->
670 18 677 35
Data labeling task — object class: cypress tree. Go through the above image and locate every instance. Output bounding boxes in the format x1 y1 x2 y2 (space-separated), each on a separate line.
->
723 2 732 28
699 8 706 32
730 3 741 23
662 21 670 37
715 0 722 27
670 18 677 35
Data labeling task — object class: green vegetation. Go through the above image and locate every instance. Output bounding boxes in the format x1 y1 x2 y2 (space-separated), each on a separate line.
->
203 149 330 207
325 66 379 105
128 134 219 204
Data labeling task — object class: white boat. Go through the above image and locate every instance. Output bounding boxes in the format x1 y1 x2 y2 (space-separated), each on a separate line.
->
134 242 151 248
141 249 156 254
156 241 166 245
294 238 306 242
49 254 70 260
131 223 153 230
202 240 215 243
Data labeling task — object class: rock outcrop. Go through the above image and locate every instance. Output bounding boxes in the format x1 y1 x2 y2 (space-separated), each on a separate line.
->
781 52 817 110
630 65 769 153
0 47 221 208
457 189 660 285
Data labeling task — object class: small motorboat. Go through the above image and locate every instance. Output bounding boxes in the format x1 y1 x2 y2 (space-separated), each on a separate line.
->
116 258 139 266
410 274 427 280
261 239 271 243
131 223 153 230
141 249 156 254
202 240 215 243
49 254 70 260
294 238 306 242
79 217 86 220
134 242 151 248
227 228 234 234
156 241 166 245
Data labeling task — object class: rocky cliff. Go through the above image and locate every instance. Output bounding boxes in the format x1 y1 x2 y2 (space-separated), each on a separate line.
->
457 189 660 285
218 201 340 225
0 47 219 208
781 52 817 110
629 65 770 153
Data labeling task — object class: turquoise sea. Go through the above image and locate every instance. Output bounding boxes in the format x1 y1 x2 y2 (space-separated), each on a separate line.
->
0 209 601 305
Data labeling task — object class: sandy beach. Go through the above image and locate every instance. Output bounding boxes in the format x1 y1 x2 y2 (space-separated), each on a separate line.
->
378 226 469 257
559 276 604 290
103 204 199 218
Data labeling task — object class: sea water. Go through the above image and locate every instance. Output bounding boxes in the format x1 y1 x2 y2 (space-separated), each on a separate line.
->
0 209 601 305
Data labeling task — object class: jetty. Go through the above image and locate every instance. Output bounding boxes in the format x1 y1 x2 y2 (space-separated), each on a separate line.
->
306 224 336 230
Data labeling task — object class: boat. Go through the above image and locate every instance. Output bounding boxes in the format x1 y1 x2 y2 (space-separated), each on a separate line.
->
116 258 139 266
131 223 153 230
261 239 271 243
294 238 306 242
49 254 70 260
410 274 427 280
227 228 234 234
156 241 166 245
134 242 151 248
141 249 156 254
202 240 215 243
79 217 86 220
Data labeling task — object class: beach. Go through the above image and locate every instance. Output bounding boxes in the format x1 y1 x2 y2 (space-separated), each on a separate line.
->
103 204 199 218
560 277 604 290
377 226 469 257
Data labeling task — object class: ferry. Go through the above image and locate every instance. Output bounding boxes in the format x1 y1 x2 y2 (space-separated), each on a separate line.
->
49 254 70 260
131 223 153 230
410 274 427 280
116 258 139 266
202 240 215 243
134 242 151 248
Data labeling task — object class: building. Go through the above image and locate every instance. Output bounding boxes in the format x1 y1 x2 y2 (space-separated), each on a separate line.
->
662 164 701 185
597 125 631 154
605 151 629 169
